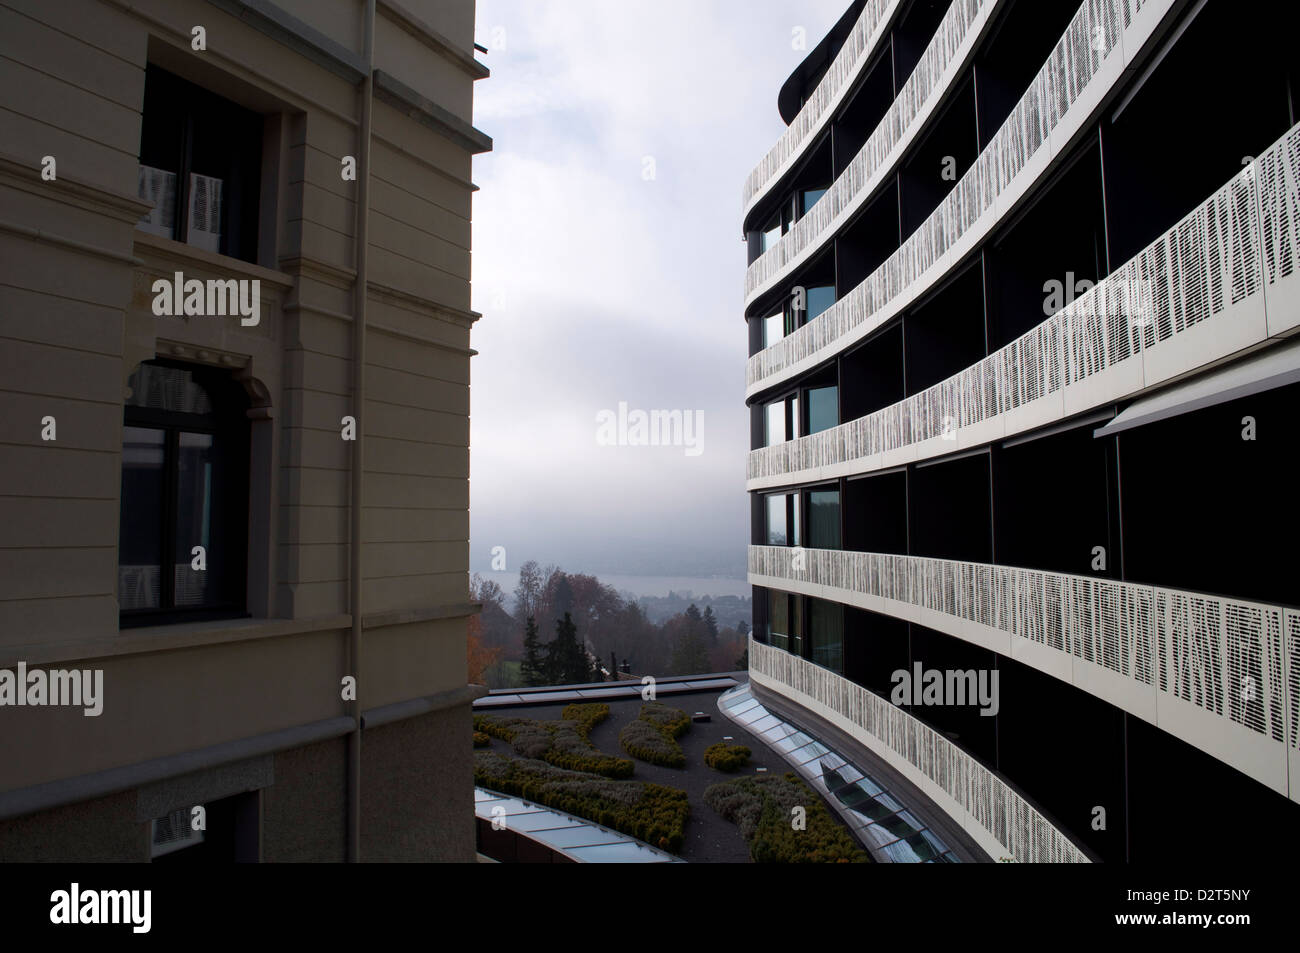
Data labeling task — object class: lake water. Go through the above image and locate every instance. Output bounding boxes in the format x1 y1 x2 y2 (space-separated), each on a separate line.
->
475 571 751 601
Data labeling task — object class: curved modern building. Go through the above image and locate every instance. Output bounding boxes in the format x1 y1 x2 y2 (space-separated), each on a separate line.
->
742 0 1300 862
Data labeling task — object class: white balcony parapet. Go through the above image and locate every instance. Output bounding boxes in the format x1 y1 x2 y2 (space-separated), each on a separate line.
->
746 0 995 299
742 0 899 224
748 637 1090 862
746 0 1179 393
748 119 1300 487
748 545 1300 805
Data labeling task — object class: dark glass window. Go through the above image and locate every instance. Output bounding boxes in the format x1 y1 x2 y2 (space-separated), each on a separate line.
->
801 188 828 215
769 590 789 651
765 494 788 546
810 598 844 673
119 361 250 626
807 385 838 435
806 285 836 322
806 488 841 550
137 64 263 264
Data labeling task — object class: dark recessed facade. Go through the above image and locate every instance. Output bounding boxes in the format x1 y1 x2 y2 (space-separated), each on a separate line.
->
741 0 1300 863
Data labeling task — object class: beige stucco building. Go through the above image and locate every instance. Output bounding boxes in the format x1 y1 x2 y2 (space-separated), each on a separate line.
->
0 0 490 861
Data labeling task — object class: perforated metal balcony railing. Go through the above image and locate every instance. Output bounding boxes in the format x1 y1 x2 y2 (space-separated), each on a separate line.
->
746 0 994 299
748 119 1300 486
742 0 898 223
749 545 1300 805
748 638 1089 862
746 0 1175 390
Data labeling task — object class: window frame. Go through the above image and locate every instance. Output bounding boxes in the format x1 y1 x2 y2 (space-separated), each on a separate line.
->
137 63 264 264
119 361 251 628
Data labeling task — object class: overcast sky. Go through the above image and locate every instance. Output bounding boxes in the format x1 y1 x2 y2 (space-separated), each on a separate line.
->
468 0 846 578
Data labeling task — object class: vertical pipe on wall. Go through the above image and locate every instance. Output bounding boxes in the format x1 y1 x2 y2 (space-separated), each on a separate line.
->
347 0 376 864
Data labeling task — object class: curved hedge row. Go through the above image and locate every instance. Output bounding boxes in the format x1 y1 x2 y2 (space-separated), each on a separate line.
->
618 702 691 768
474 713 633 779
705 773 869 863
639 702 691 738
560 702 610 732
472 731 491 748
475 752 689 852
704 742 751 772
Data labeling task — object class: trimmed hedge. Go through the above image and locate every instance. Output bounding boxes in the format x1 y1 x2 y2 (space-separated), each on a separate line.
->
618 702 690 768
475 752 689 852
472 731 491 748
639 702 691 738
705 773 869 863
560 702 610 732
619 718 685 768
474 713 633 779
704 742 751 772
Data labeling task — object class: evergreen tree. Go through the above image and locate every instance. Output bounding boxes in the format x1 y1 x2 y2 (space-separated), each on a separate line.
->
546 612 591 685
520 616 546 686
703 605 719 643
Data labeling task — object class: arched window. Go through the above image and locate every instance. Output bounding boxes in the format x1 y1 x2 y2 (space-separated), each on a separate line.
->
119 361 250 626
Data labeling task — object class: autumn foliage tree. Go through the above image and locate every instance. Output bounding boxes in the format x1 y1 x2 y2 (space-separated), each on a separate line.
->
467 614 503 684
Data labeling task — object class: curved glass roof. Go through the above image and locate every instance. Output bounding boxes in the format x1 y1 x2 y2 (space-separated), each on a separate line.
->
474 789 683 864
719 684 958 863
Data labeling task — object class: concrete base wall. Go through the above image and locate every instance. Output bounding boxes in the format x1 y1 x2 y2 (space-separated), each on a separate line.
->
263 737 347 863
0 789 146 862
361 703 474 862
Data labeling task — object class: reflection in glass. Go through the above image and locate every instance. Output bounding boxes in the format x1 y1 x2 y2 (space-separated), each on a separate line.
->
807 491 840 550
119 427 165 610
173 432 214 606
765 402 785 447
810 598 844 673
807 385 838 435
766 495 787 546
802 188 827 215
807 285 836 321
763 311 783 347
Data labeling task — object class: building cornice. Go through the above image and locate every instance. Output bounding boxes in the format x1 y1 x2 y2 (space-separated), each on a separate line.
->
377 0 490 80
372 69 493 155
0 152 153 225
203 0 367 82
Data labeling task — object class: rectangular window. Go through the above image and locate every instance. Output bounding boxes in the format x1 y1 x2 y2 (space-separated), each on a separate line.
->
765 401 786 446
769 590 789 651
137 64 263 264
806 285 836 322
762 213 782 253
766 494 788 546
791 394 801 440
763 311 784 347
806 488 841 550
807 385 838 435
810 599 844 673
119 361 250 627
119 428 167 610
790 594 805 657
802 188 828 216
